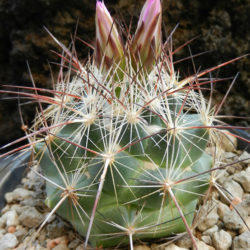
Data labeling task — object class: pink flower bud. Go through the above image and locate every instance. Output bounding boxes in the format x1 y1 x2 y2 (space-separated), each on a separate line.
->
95 1 124 71
131 0 162 72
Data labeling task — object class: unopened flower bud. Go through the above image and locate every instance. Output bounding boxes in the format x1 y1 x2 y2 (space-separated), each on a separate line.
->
95 1 124 71
131 0 162 73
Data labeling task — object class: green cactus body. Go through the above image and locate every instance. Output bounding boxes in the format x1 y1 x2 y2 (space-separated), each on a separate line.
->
35 66 212 247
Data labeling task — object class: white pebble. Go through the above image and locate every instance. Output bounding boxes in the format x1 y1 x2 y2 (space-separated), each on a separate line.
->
0 233 18 250
1 210 19 227
5 188 34 203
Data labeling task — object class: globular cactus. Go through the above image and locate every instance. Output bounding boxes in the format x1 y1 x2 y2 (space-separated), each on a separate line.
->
2 0 248 249
35 1 212 248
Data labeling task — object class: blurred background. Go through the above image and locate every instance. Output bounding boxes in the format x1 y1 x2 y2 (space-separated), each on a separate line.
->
0 0 249 152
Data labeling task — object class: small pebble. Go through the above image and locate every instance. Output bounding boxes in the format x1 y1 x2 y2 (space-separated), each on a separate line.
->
223 204 247 230
46 220 68 238
7 225 16 233
229 196 242 210
233 166 250 192
217 202 230 219
232 231 250 250
5 188 34 203
201 235 212 245
0 233 18 250
1 210 19 227
164 243 188 250
1 205 10 214
238 151 250 164
194 240 214 250
134 245 151 250
19 206 43 228
52 243 69 250
197 201 219 232
239 216 250 233
47 235 69 249
175 235 192 249
10 204 23 215
221 180 244 204
14 225 28 241
0 228 6 238
215 169 229 185
203 225 218 236
212 230 232 250
241 194 250 215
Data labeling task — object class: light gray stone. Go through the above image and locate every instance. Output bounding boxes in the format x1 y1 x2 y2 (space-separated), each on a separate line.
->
0 229 6 239
1 205 10 214
203 225 219 236
212 230 232 250
1 210 19 227
233 231 250 250
0 233 18 250
25 168 44 191
238 151 250 164
224 152 237 159
197 201 219 232
242 194 250 215
134 245 151 250
233 166 250 192
5 188 34 203
10 204 23 215
217 201 230 219
46 219 67 238
194 240 212 250
164 244 188 250
52 243 69 250
224 152 242 174
19 207 43 228
221 180 244 204
176 235 192 249
201 235 212 245
14 225 28 241
223 204 248 230
215 169 230 185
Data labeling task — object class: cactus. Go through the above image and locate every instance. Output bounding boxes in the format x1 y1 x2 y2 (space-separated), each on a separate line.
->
1 0 249 249
34 1 212 248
